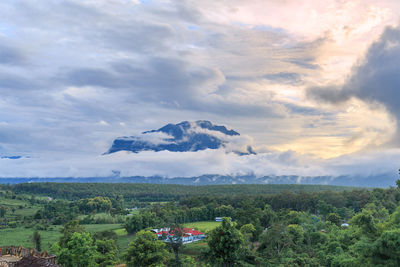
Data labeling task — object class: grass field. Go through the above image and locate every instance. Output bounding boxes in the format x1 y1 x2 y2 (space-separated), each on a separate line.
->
183 221 221 233
0 224 124 252
0 226 62 251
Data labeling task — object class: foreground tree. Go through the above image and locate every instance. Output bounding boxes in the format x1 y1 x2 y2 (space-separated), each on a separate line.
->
59 220 86 247
207 217 244 267
258 223 292 261
165 223 185 265
372 229 400 266
57 232 98 267
95 239 118 267
124 230 168 267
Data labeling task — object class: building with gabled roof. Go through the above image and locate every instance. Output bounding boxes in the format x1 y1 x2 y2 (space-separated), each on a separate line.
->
155 228 205 244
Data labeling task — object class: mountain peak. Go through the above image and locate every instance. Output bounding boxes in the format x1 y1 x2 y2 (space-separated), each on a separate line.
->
106 121 252 155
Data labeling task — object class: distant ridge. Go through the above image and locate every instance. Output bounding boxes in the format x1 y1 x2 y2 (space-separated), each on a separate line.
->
0 173 394 187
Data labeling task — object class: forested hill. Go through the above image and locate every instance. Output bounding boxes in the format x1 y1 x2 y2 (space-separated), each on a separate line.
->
3 183 355 201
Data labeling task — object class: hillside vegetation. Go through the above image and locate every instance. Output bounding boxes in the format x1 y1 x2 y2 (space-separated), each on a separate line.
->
1 182 400 266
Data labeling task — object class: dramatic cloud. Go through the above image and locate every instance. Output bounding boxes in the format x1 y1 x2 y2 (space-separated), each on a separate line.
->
308 25 400 142
0 0 399 182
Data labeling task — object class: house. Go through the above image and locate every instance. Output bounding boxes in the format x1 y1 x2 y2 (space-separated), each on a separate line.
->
156 228 205 244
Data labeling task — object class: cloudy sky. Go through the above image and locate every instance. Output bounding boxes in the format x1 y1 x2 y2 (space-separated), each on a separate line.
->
0 0 399 180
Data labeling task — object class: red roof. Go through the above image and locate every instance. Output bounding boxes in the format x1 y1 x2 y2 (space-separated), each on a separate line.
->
156 228 204 236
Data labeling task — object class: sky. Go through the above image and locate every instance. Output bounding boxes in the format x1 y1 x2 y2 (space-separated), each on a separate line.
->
0 0 400 180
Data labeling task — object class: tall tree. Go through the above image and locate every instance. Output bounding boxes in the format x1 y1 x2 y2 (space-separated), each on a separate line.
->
207 217 244 267
124 230 168 267
372 229 400 266
166 225 184 265
95 239 118 267
59 220 86 247
57 232 98 267
258 223 292 260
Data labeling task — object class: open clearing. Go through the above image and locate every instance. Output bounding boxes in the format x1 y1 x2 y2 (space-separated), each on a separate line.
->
0 224 123 252
183 221 221 233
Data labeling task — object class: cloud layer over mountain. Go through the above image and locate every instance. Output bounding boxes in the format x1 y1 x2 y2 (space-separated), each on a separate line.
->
0 0 399 184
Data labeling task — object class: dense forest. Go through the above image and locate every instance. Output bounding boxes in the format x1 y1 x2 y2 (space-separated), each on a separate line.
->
1 181 400 266
3 183 353 201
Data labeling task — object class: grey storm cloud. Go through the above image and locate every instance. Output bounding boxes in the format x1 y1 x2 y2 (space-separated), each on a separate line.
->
88 22 175 53
0 0 323 115
308 25 400 137
63 57 223 104
0 44 25 65
1 0 375 180
0 73 32 90
62 57 286 118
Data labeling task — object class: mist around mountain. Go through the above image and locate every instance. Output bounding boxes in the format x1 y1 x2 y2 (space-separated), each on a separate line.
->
0 120 396 187
0 173 395 187
106 120 256 155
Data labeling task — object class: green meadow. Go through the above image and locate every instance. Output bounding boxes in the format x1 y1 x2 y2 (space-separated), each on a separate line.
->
183 221 221 233
0 224 126 252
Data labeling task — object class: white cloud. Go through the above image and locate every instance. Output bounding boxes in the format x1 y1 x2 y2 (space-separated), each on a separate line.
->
135 131 175 145
0 149 397 181
0 0 399 180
